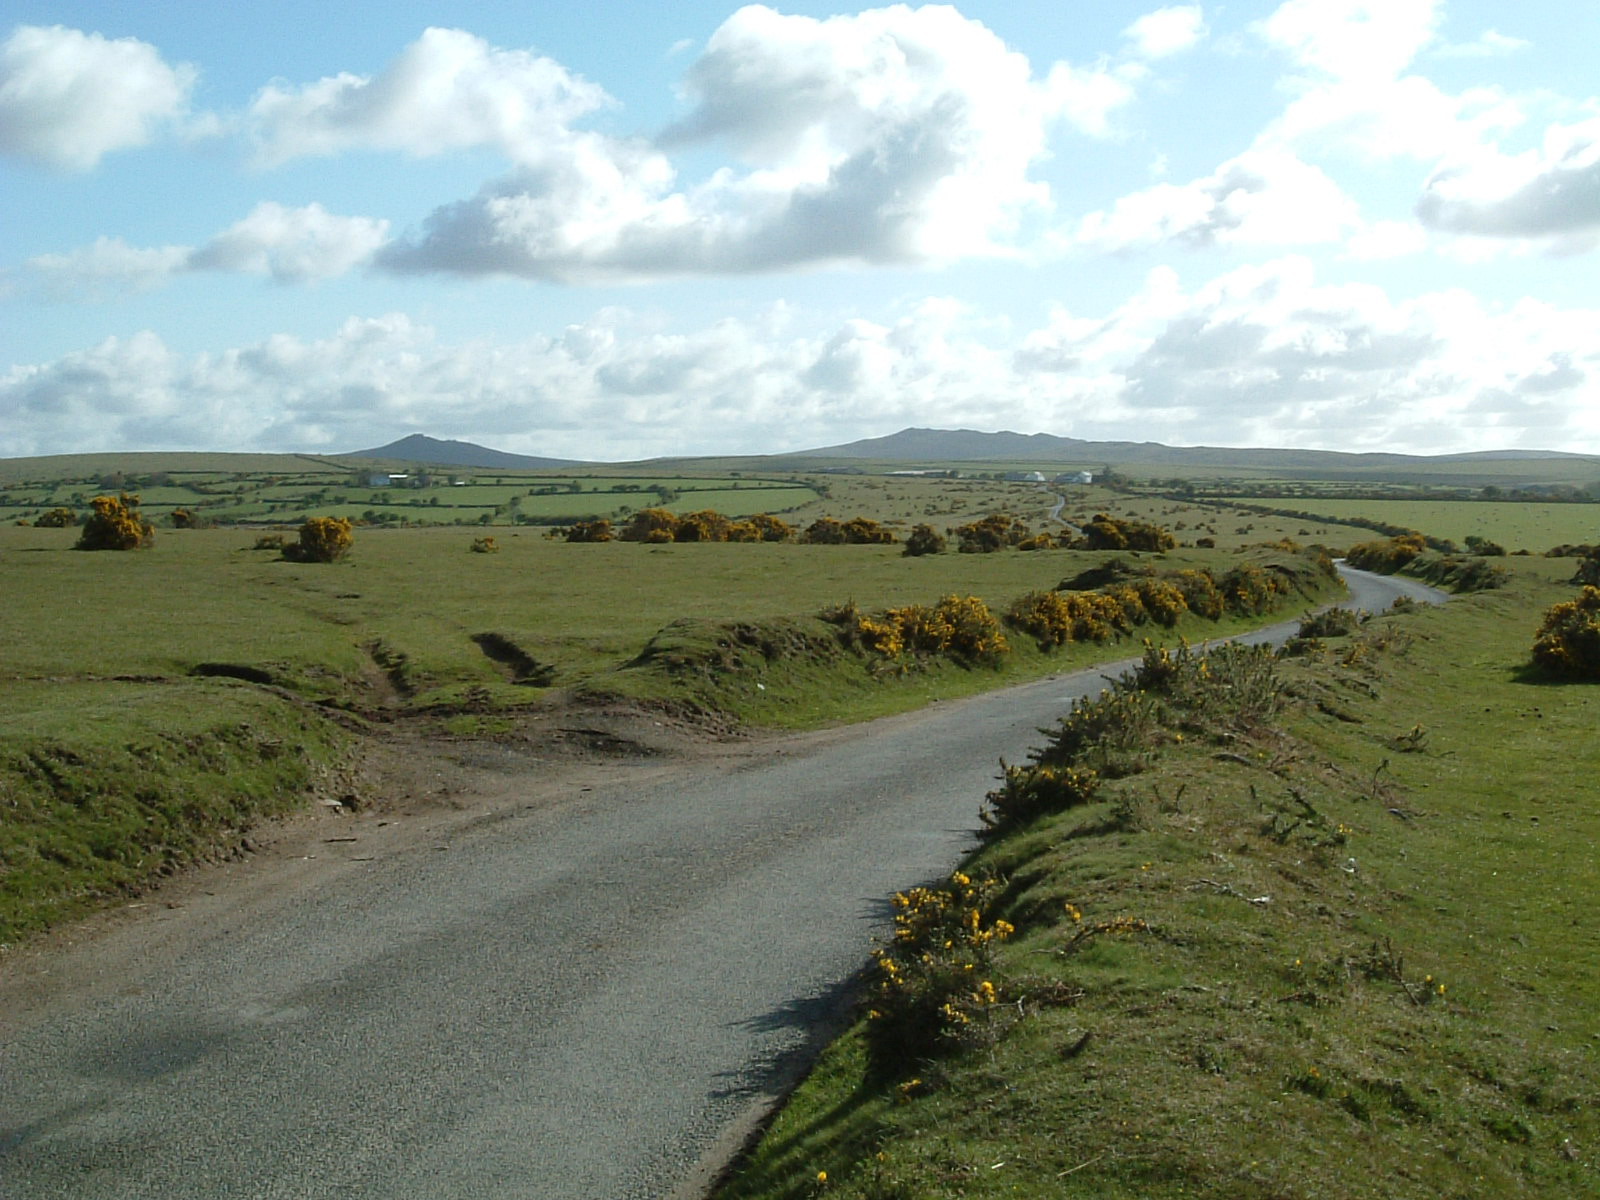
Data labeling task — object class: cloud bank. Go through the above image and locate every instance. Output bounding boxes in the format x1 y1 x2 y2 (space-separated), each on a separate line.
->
6 259 1595 459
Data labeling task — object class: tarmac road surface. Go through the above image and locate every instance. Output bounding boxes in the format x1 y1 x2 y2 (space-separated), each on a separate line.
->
0 567 1441 1199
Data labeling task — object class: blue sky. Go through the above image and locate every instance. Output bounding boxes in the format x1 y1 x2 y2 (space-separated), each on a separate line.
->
3 1 1597 460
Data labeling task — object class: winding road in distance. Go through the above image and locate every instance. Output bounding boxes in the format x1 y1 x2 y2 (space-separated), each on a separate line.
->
0 567 1443 1200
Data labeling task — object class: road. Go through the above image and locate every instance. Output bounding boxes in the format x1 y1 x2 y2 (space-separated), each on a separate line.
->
0 567 1441 1199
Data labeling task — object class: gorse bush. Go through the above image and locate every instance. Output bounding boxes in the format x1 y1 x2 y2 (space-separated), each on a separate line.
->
1073 512 1176 552
564 519 612 543
1346 533 1428 573
76 493 154 551
954 513 1030 553
1531 585 1600 680
1297 607 1363 639
981 762 1100 834
286 516 353 563
827 594 1009 667
902 523 947 557
866 871 1015 1070
35 507 77 528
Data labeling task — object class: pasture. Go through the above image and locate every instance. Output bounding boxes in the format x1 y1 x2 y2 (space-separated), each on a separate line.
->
1213 496 1600 553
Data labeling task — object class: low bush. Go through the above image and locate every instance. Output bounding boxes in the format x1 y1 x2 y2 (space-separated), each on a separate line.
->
902 523 947 557
1346 533 1427 573
76 493 154 551
285 516 353 563
865 872 1015 1070
980 762 1100 834
1531 585 1600 680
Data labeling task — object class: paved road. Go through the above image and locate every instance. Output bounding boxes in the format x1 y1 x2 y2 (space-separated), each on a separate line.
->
0 568 1440 1200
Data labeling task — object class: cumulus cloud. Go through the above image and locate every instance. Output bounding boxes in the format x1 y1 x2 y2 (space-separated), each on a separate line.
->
1417 117 1600 247
1251 0 1530 165
0 24 195 169
246 26 610 165
189 202 392 281
379 5 1136 280
7 262 1599 459
1068 150 1361 250
24 203 390 297
1123 6 1208 60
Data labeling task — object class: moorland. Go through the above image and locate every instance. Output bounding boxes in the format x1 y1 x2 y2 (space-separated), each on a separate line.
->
2 431 1597 1198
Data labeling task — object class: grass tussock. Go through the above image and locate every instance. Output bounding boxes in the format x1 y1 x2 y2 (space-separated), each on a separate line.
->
718 567 1600 1200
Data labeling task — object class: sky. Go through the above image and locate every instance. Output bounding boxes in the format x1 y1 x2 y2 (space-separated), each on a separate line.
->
2 1 1597 462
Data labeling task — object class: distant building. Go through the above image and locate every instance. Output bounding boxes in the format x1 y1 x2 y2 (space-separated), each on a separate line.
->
368 472 411 487
1053 471 1095 485
1006 471 1048 482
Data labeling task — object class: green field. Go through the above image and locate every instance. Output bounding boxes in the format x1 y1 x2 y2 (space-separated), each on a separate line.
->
1213 497 1600 553
0 483 1345 944
719 563 1600 1199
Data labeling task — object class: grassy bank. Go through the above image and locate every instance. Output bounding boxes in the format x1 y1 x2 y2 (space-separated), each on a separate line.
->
717 565 1599 1199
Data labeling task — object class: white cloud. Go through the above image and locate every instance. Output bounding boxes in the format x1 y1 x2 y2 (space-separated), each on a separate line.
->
23 204 391 297
1252 0 1531 165
23 237 192 299
380 5 1135 281
1068 150 1361 250
1123 6 1208 60
0 25 194 169
246 26 611 166
7 263 1599 460
1435 29 1530 60
189 202 392 281
1257 0 1439 84
1417 117 1600 247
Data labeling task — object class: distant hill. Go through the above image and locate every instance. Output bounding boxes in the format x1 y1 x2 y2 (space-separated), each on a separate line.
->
340 434 579 470
796 427 1600 474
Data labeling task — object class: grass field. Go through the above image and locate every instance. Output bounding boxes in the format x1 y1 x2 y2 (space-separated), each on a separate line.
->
716 562 1599 1199
0 483 1343 945
1212 497 1600 553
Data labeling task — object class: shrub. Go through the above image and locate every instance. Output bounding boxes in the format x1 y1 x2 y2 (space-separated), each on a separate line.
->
1172 569 1224 620
34 507 77 528
620 507 680 542
865 872 1015 1068
1133 578 1188 627
1218 562 1282 616
843 516 896 545
76 494 154 551
1297 607 1362 639
980 762 1100 834
1531 586 1600 680
1345 533 1427 573
835 594 1009 666
802 517 848 545
286 516 353 563
903 523 947 556
565 519 613 543
745 513 794 543
1074 513 1175 552
470 536 499 553
954 513 1029 553
674 509 731 542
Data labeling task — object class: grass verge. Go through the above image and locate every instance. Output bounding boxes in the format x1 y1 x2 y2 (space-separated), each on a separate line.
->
0 680 354 944
716 565 1599 1199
